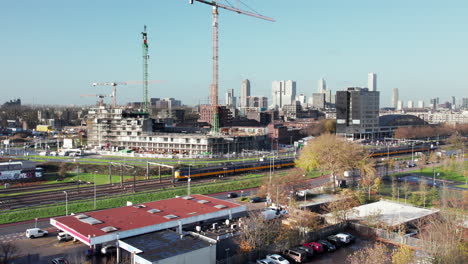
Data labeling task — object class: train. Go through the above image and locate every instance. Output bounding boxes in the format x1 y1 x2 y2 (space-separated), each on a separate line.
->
174 158 295 180
174 144 436 180
0 161 43 181
369 144 434 158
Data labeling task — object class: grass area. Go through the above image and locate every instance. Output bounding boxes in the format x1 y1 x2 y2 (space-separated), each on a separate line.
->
454 184 467 189
0 177 264 224
410 163 467 182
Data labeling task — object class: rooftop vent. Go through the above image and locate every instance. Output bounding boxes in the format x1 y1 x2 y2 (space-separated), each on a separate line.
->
214 204 227 209
147 209 161 214
74 214 89 219
79 217 103 225
187 212 198 215
133 205 147 209
197 200 210 204
100 226 119 233
163 214 179 219
182 196 194 200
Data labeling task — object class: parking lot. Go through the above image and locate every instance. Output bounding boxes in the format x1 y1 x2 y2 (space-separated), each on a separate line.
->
3 228 120 264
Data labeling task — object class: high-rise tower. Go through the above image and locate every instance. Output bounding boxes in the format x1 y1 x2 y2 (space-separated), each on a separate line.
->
241 79 250 111
368 73 377 91
142 25 149 113
318 78 326 93
392 88 399 109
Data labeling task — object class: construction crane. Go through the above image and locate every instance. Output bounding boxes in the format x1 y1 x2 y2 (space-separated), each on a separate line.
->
92 82 127 108
142 25 150 113
188 0 275 134
92 80 163 108
80 94 110 107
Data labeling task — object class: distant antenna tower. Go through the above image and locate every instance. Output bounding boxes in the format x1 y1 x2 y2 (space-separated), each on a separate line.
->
142 25 149 113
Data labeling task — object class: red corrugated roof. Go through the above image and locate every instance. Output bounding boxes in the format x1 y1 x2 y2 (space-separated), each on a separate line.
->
53 194 242 238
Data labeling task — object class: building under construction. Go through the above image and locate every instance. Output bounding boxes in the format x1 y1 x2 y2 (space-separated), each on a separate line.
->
86 107 268 156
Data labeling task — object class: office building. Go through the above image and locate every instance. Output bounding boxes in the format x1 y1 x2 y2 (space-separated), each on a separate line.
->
451 96 456 109
462 98 468 109
240 79 250 110
336 87 380 139
407 100 414 109
368 73 377 91
392 88 399 109
271 80 296 109
418 100 425 108
225 89 236 107
311 93 326 110
296 94 307 107
247 96 268 109
430 98 439 110
397 100 403 111
318 78 326 93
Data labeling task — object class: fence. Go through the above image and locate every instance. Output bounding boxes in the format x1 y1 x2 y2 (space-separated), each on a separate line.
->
349 222 423 248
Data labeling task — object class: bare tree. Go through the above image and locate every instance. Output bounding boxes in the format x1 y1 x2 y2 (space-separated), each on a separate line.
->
347 243 391 264
238 212 282 252
0 242 21 264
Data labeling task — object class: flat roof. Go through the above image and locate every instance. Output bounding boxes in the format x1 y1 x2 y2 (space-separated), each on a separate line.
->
50 194 245 246
120 230 211 263
343 200 438 227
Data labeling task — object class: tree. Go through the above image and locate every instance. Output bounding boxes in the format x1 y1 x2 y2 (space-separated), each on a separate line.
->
325 189 360 223
400 179 411 203
418 179 428 207
0 242 21 264
238 212 282 252
391 245 414 264
357 157 379 201
417 153 427 174
347 243 391 264
257 169 305 206
296 134 368 192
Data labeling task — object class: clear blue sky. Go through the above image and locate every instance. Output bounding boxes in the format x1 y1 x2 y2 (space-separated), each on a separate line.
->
1 0 467 107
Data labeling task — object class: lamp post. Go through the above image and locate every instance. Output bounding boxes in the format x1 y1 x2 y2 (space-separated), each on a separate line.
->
187 165 192 196
94 171 97 209
63 191 68 216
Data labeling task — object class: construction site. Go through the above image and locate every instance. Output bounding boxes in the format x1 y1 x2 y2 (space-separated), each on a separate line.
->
85 1 275 157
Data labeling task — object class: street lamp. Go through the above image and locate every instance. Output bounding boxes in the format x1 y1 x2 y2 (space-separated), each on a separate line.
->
187 165 192 196
63 191 68 216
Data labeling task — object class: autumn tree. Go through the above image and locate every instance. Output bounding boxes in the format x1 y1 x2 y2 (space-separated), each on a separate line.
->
296 134 368 192
325 189 360 223
347 243 391 264
257 168 306 206
391 245 414 264
238 212 282 252
357 156 380 201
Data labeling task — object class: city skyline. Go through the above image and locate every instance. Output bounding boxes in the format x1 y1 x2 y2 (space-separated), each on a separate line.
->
1 0 467 106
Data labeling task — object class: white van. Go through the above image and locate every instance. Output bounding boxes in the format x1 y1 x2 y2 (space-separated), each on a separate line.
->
25 228 48 238
57 232 72 242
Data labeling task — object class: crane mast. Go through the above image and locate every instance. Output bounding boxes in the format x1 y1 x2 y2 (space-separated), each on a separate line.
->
189 0 275 134
142 25 149 113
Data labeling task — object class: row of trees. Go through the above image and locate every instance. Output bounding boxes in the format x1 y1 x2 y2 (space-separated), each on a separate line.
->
394 123 468 139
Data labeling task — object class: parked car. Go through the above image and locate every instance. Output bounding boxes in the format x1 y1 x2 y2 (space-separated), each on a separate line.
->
26 228 48 238
283 248 308 263
336 233 355 244
51 258 69 264
256 259 274 264
296 246 314 258
302 242 324 254
227 192 238 198
326 235 344 247
101 245 117 255
250 196 263 203
266 254 290 264
57 232 73 242
317 240 336 252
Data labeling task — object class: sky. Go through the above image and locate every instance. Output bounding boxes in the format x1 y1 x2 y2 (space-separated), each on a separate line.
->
1 0 467 107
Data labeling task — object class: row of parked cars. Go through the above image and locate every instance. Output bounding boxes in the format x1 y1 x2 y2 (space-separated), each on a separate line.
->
256 232 355 264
